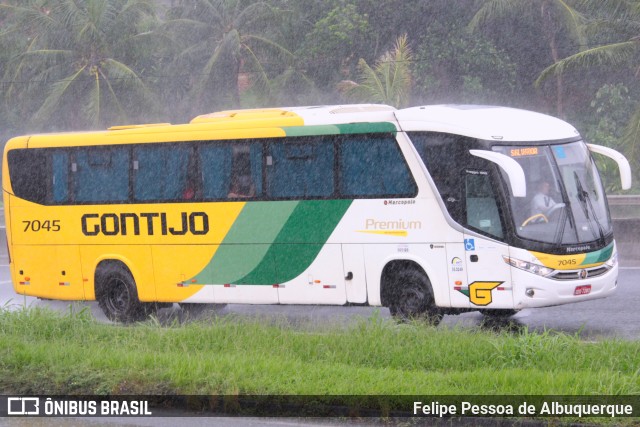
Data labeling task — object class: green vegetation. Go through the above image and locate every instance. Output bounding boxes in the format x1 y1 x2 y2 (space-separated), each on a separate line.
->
346 34 414 108
0 0 159 129
1 307 639 397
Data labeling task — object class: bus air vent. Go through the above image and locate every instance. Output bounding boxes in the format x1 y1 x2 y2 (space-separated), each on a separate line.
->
549 265 611 281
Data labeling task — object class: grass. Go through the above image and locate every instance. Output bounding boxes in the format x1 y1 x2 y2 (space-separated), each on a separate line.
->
1 307 639 399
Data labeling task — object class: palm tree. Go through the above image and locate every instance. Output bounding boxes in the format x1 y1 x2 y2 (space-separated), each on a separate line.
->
1 0 159 130
536 0 640 176
470 0 587 117
346 34 413 108
162 0 293 114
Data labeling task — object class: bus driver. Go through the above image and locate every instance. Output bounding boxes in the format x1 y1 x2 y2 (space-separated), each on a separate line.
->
530 180 557 216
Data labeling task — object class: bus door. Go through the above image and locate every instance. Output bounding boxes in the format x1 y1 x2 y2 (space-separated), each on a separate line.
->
461 170 513 309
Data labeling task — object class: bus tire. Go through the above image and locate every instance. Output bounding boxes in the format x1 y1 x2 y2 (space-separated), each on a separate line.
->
96 263 149 323
387 267 442 326
179 303 227 317
480 309 519 318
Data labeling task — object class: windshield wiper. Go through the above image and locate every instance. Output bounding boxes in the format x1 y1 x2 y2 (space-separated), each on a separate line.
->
552 178 572 244
573 171 605 246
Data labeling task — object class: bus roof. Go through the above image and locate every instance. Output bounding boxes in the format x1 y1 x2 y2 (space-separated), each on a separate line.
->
395 105 580 142
5 103 580 150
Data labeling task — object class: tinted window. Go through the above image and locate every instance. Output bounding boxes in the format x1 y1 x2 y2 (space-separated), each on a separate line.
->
52 152 70 203
340 134 416 197
74 147 130 202
7 149 48 204
411 132 506 240
8 133 416 205
199 145 232 199
267 138 334 198
465 171 504 238
134 145 192 201
410 132 470 223
199 142 262 199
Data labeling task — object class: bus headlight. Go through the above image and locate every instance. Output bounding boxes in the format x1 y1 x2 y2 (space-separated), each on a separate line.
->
503 256 554 277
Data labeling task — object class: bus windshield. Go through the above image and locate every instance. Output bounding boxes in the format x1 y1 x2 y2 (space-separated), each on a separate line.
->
493 141 611 245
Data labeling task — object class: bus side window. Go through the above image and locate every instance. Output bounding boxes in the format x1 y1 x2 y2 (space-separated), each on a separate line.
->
199 145 233 199
52 152 70 203
266 138 333 198
6 149 48 204
74 147 129 203
134 145 192 202
340 135 416 198
465 172 504 239
198 142 262 200
410 132 467 223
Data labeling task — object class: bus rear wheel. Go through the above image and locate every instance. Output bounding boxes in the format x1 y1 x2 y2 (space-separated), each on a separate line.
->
96 264 151 323
388 268 442 326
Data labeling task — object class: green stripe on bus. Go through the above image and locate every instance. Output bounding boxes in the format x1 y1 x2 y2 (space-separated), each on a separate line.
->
195 201 298 284
582 243 614 265
282 122 396 137
335 122 397 134
236 199 353 284
282 125 341 137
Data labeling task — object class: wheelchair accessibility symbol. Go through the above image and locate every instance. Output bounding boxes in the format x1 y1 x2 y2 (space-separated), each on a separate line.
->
464 238 475 251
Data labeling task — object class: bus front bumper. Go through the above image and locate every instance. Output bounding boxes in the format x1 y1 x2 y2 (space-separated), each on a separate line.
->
512 263 618 309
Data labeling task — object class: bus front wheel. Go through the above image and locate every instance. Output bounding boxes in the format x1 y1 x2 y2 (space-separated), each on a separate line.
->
387 268 442 326
96 263 152 323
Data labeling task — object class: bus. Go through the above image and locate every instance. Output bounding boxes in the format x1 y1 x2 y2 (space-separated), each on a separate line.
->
2 104 632 323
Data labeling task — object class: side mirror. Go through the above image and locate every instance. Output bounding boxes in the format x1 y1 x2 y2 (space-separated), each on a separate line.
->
587 143 632 190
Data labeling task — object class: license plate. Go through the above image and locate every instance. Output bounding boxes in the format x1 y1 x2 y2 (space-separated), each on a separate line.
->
574 285 591 296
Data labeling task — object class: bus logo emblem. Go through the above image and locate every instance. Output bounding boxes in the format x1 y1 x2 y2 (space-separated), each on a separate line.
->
458 281 503 306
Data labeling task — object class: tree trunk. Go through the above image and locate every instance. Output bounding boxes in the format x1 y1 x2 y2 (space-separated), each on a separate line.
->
541 0 565 118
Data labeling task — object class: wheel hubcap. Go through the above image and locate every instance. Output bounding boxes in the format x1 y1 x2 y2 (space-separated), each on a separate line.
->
106 278 130 315
399 286 425 316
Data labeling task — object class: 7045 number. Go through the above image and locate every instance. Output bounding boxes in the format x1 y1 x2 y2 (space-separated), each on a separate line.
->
22 220 61 232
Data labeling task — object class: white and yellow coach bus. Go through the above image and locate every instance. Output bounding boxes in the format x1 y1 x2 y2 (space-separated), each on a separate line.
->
2 104 632 323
